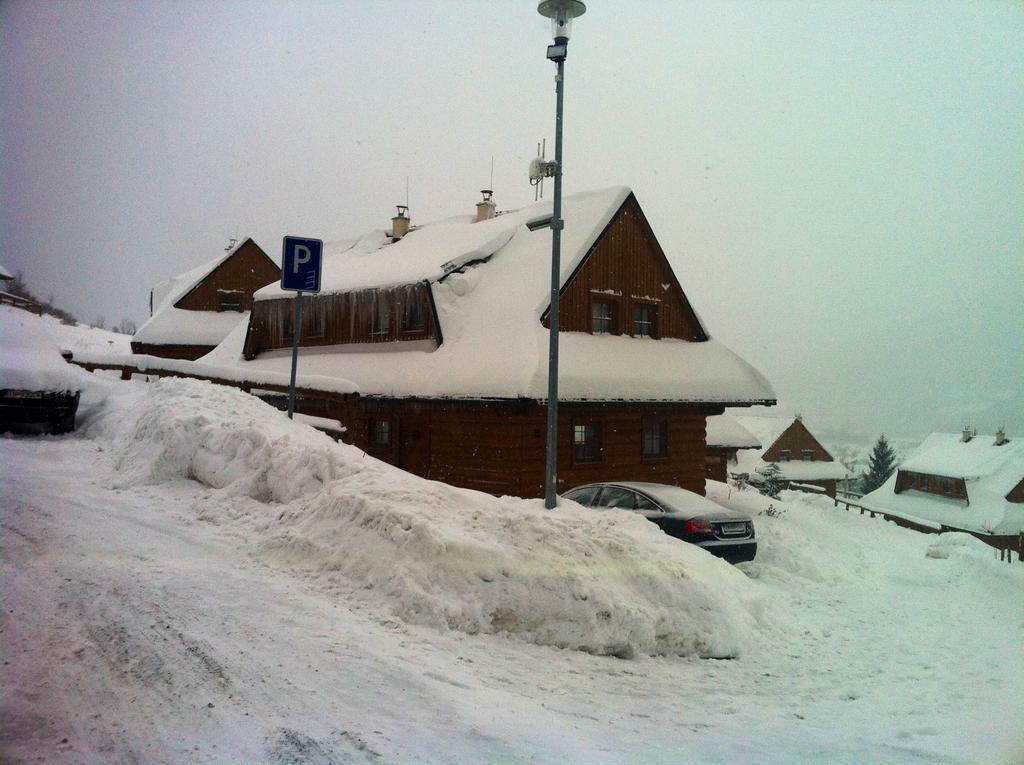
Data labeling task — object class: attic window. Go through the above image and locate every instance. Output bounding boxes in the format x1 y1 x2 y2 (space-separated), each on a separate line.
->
527 216 553 231
632 302 657 338
591 298 618 335
400 296 426 334
369 419 391 449
370 299 391 339
778 450 791 462
219 295 243 312
802 450 814 461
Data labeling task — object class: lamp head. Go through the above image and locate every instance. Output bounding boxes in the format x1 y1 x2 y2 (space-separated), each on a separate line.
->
537 0 586 42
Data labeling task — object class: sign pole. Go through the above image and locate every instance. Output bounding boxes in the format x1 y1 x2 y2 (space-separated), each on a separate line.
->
287 290 303 419
280 235 323 421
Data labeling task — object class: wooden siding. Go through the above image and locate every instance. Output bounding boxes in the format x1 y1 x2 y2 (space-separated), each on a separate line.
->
343 398 717 498
175 239 280 313
762 419 836 464
129 342 215 361
243 283 438 358
705 446 738 482
545 194 706 341
1007 478 1024 503
894 470 969 501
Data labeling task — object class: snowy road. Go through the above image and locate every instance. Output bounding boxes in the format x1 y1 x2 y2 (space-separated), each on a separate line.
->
2 434 1023 764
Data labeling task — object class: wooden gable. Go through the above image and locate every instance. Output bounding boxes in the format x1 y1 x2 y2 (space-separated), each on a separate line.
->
762 419 836 463
175 239 280 313
544 193 707 341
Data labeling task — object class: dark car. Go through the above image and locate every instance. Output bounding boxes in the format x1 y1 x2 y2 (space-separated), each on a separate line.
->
563 481 757 563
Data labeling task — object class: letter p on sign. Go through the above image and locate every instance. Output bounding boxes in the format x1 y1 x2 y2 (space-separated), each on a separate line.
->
281 236 323 293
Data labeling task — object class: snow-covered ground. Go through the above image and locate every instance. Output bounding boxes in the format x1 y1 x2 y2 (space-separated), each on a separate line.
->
2 369 1022 764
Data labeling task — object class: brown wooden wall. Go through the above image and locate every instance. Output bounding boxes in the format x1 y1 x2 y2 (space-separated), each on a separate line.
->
545 194 706 341
129 342 215 361
339 398 718 498
175 239 280 313
705 447 738 482
1006 478 1024 503
243 283 438 358
894 470 968 501
763 419 836 463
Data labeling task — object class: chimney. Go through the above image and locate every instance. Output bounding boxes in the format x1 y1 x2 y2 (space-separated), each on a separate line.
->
475 189 496 222
391 205 410 239
962 426 973 443
995 427 1007 446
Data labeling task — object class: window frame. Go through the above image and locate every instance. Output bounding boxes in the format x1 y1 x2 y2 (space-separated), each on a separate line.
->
369 297 392 340
590 296 619 335
631 301 659 339
641 417 668 461
801 449 814 462
778 449 792 462
368 418 392 450
399 294 427 337
572 420 603 465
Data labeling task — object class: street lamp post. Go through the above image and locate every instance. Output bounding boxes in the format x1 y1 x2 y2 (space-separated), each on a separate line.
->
537 0 586 509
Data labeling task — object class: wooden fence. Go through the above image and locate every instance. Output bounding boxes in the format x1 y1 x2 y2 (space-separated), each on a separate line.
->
0 291 44 314
833 494 1023 563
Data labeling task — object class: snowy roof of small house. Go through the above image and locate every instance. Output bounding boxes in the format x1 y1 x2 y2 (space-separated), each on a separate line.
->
212 187 776 405
861 432 1024 536
133 238 259 347
730 415 852 482
706 414 761 449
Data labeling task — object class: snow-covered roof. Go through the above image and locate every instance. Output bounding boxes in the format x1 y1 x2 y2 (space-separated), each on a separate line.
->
706 414 761 449
0 262 13 281
217 187 776 405
861 433 1024 536
133 239 258 347
0 306 82 393
730 415 852 482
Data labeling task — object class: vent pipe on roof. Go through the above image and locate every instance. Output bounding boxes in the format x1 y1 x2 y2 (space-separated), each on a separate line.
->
476 189 496 222
391 205 410 240
995 427 1007 446
962 426 973 443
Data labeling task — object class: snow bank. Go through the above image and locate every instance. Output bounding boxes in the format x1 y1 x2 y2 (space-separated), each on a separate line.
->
95 377 772 658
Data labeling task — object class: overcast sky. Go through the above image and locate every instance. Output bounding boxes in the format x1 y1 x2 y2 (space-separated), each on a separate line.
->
2 0 1021 442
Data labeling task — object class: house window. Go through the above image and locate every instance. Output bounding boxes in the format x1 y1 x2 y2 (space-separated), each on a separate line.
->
591 299 617 334
369 419 391 449
219 295 243 312
642 419 667 459
632 303 657 338
400 296 426 334
802 450 814 461
573 422 602 464
779 450 791 462
370 298 391 339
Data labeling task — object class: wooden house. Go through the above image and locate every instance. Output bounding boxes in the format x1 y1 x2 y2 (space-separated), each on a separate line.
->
225 187 776 498
861 430 1024 547
705 414 761 482
132 238 280 360
731 414 851 497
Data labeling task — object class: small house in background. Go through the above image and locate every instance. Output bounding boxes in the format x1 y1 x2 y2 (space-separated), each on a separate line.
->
730 414 851 497
861 430 1024 549
224 186 776 498
705 414 760 482
131 238 280 360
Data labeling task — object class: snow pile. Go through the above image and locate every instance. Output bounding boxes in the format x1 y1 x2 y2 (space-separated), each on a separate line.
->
96 377 773 658
1 305 84 392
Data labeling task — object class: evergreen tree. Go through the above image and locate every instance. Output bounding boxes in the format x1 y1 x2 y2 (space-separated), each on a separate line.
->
759 462 786 499
862 434 897 494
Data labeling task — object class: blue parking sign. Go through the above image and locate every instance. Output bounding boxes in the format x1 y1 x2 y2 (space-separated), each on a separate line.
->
281 236 323 292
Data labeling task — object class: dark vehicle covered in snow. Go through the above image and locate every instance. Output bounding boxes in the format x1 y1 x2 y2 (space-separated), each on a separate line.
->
563 481 757 563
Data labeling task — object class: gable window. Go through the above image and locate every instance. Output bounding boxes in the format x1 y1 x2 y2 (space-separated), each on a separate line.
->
400 296 426 334
642 419 667 460
632 303 658 338
778 450 791 462
802 449 814 462
370 298 391 339
219 294 243 312
591 299 617 335
369 419 391 449
573 422 602 464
